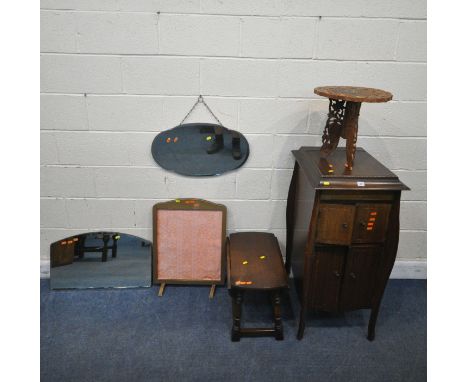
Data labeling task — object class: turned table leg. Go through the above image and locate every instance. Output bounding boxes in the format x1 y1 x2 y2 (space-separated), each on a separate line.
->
271 291 284 341
231 290 243 342
111 234 118 258
102 234 109 262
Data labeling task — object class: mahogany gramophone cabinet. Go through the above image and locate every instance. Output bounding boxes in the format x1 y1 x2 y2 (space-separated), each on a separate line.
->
285 87 409 341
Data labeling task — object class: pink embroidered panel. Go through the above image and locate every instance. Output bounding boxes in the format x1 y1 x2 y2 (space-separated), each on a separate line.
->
156 210 223 281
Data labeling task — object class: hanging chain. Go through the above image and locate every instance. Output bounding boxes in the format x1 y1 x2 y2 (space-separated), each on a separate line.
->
179 95 224 126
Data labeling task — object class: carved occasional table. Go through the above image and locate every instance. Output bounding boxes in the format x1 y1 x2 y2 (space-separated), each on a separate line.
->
315 86 393 170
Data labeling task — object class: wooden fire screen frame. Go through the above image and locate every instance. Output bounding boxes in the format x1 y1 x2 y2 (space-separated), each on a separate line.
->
153 198 227 298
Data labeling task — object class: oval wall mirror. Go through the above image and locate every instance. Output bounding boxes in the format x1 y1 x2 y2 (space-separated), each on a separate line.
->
49 232 152 289
151 123 250 176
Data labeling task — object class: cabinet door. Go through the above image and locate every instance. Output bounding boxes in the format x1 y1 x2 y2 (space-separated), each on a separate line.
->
316 204 355 245
340 246 382 310
309 246 346 312
352 204 391 244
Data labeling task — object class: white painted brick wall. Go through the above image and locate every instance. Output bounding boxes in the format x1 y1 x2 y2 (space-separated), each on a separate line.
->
40 1 427 277
122 57 200 95
316 19 400 61
75 12 159 54
240 17 318 58
159 15 240 56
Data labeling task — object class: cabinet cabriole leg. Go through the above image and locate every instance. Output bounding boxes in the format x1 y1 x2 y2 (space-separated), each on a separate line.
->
367 305 381 341
297 307 306 340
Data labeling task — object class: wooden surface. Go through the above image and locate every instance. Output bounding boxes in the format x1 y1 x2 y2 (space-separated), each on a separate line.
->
314 86 393 103
229 232 288 290
228 232 288 341
293 147 409 190
286 146 408 341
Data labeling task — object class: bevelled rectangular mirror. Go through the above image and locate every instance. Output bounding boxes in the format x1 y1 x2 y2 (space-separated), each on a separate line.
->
50 232 152 289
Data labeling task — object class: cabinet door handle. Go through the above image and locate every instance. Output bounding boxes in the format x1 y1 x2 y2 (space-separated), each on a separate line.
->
349 272 356 279
360 221 366 228
333 270 341 278
342 223 348 229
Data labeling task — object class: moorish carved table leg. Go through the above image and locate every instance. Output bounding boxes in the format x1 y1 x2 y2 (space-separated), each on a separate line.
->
320 100 361 170
320 99 345 157
343 101 361 170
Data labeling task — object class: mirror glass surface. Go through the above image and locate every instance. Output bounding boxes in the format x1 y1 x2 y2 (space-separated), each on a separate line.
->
151 123 250 176
50 232 152 289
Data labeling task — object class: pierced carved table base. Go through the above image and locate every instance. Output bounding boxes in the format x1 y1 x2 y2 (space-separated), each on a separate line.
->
320 99 361 170
315 86 392 171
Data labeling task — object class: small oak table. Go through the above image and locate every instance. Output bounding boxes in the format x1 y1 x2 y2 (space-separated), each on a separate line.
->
314 86 393 170
228 232 289 341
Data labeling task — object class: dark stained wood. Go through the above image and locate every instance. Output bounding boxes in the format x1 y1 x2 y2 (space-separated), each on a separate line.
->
228 232 288 341
352 204 391 244
314 86 393 103
340 246 382 311
229 232 288 290
314 86 393 170
309 246 346 311
295 148 409 190
286 146 408 341
50 240 75 268
316 204 355 245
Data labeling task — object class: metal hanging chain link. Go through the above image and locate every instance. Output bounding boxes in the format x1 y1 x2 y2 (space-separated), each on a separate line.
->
179 95 224 126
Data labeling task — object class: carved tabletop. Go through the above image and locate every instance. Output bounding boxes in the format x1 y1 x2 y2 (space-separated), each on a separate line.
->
314 86 393 170
314 86 393 103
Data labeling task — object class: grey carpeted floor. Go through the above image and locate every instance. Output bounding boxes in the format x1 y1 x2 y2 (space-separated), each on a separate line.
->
40 279 426 382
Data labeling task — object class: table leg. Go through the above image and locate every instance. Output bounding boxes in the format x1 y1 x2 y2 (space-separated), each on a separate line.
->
111 235 117 258
102 234 109 262
320 99 346 157
272 291 284 341
75 238 84 259
231 130 241 160
207 125 224 154
343 101 361 170
231 290 243 342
